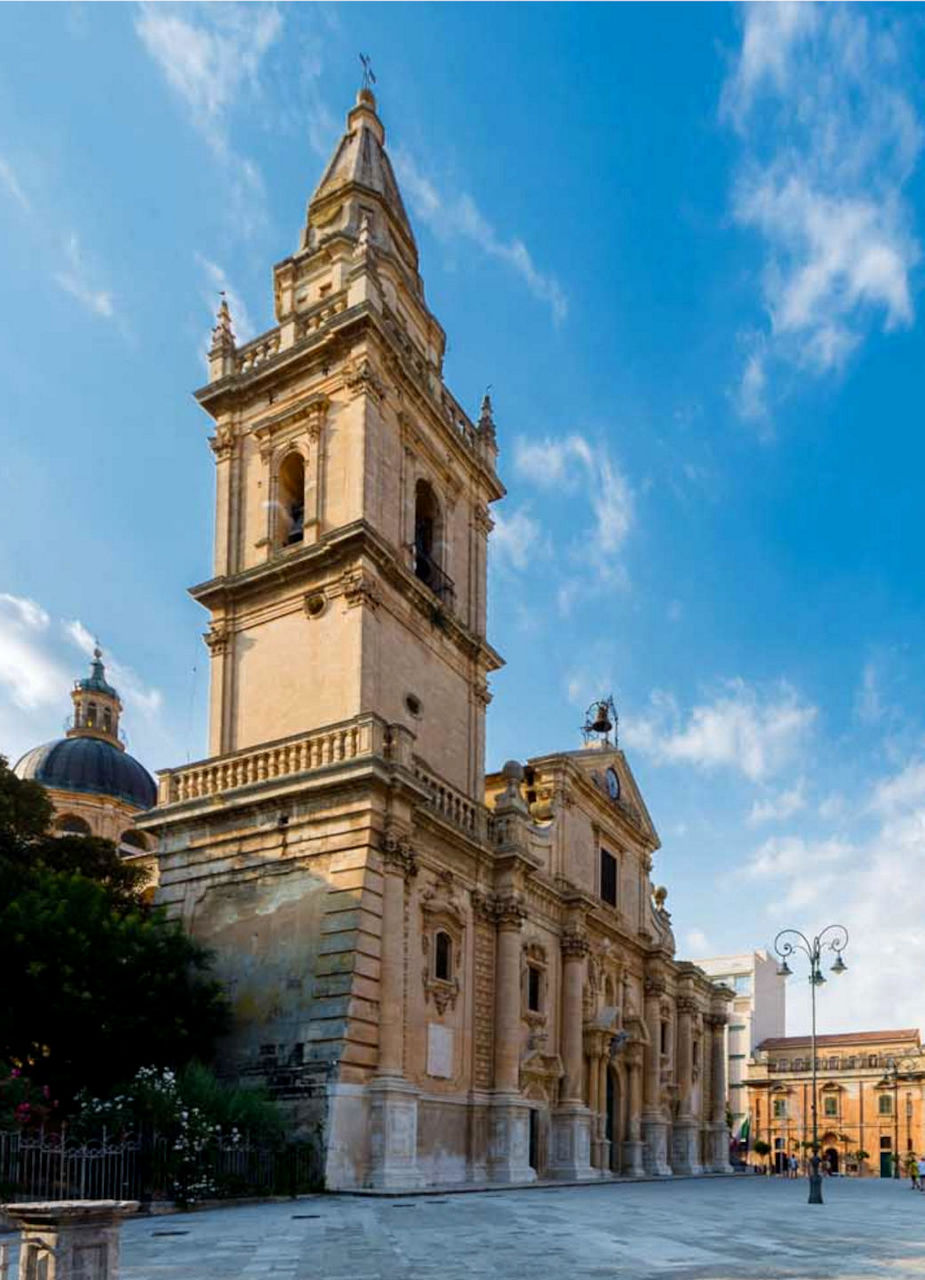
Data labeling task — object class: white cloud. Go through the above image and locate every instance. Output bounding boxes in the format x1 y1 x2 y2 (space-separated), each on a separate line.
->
135 3 281 158
685 929 712 956
748 779 806 826
723 4 921 419
0 594 66 715
0 156 29 212
871 759 925 816
394 148 567 323
743 833 849 881
135 3 281 237
512 434 634 588
491 507 542 573
624 678 817 782
54 234 115 320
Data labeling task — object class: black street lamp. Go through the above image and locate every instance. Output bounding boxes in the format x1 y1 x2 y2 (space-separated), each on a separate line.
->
774 924 849 1205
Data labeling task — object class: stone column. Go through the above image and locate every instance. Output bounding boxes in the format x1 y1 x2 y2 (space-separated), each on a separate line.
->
598 1054 611 1175
5 1202 137 1280
671 996 702 1175
368 839 423 1190
622 1050 646 1177
707 1014 733 1173
488 895 534 1184
642 976 672 1176
588 1044 601 1170
549 932 594 1180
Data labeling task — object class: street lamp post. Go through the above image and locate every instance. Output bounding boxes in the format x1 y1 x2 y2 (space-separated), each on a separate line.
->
774 924 849 1206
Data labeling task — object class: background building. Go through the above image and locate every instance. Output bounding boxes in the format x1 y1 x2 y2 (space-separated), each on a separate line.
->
697 952 786 1140
747 1029 925 1176
13 646 156 869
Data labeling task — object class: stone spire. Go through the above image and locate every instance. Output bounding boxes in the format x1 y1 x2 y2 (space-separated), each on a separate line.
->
300 88 421 292
478 393 496 446
208 293 236 382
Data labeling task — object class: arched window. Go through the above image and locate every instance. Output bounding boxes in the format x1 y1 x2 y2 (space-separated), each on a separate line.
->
414 481 447 591
120 829 148 852
434 930 452 982
278 453 305 547
56 814 92 836
86 702 98 728
103 707 112 734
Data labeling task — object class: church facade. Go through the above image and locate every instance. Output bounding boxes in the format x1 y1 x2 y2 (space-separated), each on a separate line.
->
137 87 731 1190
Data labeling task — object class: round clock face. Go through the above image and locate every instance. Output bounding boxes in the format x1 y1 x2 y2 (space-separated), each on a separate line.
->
606 767 620 800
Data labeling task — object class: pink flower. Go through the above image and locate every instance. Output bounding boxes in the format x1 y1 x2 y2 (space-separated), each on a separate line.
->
10 1068 20 1078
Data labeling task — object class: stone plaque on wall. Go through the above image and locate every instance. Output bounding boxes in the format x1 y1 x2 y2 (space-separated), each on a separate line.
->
427 1022 454 1078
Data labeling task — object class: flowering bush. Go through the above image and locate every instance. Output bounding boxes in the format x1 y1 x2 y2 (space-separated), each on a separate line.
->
0 1059 57 1131
74 1063 275 1206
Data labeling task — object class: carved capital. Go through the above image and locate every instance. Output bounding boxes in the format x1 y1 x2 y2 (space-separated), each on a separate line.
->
561 930 591 960
342 354 385 401
341 567 381 611
203 622 231 656
644 975 667 999
209 423 235 459
704 1012 728 1029
381 828 417 880
494 894 527 930
474 502 494 536
473 678 492 707
677 995 699 1017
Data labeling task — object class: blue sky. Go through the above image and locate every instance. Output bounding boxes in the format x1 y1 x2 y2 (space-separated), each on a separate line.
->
2 3 924 1035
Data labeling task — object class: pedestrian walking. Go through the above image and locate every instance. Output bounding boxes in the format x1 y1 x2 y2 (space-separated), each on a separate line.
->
916 1154 925 1189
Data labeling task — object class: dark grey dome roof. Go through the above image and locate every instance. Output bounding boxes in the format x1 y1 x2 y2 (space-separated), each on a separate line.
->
14 737 156 810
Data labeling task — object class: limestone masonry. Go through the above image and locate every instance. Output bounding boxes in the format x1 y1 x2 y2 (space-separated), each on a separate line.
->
136 87 732 1190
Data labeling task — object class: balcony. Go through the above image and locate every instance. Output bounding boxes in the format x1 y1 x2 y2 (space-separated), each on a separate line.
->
413 547 455 610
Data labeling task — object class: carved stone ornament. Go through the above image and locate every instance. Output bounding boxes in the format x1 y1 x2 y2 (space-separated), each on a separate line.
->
210 423 235 459
561 930 591 960
341 567 381 611
203 621 230 656
644 975 667 998
676 995 699 1017
704 1011 729 1029
421 874 465 1015
494 894 528 930
342 354 385 401
380 827 417 880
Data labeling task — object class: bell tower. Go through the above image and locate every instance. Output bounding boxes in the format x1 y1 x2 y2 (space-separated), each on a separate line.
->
194 88 503 797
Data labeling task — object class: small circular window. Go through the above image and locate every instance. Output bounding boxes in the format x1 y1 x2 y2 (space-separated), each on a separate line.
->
405 693 423 718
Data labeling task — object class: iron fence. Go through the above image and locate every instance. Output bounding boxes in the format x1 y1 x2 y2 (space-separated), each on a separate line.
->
0 1127 321 1204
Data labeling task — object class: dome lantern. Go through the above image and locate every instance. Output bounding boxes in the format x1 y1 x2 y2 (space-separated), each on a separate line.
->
68 643 123 748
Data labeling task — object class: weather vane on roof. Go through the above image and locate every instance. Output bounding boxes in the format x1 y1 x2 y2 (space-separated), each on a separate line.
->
359 53 376 91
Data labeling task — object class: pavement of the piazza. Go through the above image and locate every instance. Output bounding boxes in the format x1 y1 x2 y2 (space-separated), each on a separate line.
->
7 1176 925 1279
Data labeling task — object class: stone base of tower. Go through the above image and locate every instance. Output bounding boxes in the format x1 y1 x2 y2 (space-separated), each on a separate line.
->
642 1113 673 1176
547 1104 595 1181
671 1118 703 1176
487 1097 536 1184
366 1078 425 1190
705 1123 733 1174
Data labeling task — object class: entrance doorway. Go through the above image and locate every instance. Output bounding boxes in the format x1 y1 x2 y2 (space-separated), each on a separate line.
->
824 1147 839 1175
880 1137 893 1178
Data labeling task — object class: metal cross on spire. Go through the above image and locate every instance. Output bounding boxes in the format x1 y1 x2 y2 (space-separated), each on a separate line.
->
359 53 376 91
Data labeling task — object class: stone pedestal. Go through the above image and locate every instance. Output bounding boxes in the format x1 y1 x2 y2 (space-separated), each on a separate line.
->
488 1097 536 1184
368 1078 424 1190
548 1103 595 1181
671 1119 703 1176
4 1201 137 1280
642 1112 673 1176
706 1123 733 1174
621 1139 645 1177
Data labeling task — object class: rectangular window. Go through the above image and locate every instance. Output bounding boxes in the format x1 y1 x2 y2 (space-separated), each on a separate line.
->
600 849 618 907
527 966 542 1013
879 1094 893 1116
734 975 752 996
773 1098 786 1118
881 1136 892 1150
824 1096 837 1117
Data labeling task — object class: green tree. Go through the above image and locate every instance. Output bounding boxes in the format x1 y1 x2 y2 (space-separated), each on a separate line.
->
0 756 228 1108
753 1138 772 1171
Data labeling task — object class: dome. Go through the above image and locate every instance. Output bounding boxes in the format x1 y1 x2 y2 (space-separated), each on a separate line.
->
14 736 157 810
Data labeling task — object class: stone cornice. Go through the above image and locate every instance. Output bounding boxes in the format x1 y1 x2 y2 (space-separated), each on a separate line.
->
189 519 503 674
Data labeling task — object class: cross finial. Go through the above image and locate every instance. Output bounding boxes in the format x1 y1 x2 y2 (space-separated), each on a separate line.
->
359 53 376 92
